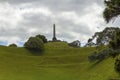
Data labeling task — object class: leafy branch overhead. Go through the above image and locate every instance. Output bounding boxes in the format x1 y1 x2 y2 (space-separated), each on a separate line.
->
103 0 120 23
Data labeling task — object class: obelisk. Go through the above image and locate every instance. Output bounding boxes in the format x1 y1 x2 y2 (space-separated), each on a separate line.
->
52 24 57 41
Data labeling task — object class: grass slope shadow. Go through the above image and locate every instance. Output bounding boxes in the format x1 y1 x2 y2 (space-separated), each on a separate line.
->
26 48 44 56
88 59 104 70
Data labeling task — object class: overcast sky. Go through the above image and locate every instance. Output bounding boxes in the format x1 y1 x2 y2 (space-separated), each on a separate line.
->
0 0 119 46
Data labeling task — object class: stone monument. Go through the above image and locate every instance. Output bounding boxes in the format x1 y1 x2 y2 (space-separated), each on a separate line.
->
52 24 57 41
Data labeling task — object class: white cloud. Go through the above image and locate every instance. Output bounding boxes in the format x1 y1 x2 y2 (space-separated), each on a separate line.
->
79 3 105 32
0 0 107 46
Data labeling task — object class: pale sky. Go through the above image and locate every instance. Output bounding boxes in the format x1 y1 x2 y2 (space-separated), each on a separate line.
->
0 0 119 46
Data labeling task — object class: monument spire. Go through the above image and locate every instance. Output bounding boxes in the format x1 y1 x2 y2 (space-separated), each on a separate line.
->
52 24 57 41
53 24 56 38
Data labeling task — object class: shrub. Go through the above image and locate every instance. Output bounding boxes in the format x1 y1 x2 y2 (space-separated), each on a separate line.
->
109 29 120 50
68 40 81 47
88 49 110 62
115 58 120 75
36 34 47 43
109 49 120 58
88 51 98 62
24 37 44 52
8 43 17 47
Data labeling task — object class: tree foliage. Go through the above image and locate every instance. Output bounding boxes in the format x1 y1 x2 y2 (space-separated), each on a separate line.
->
68 40 81 47
86 27 119 46
24 37 44 52
36 34 47 43
110 28 120 75
85 39 95 47
115 58 120 74
88 49 110 62
109 29 120 49
88 27 120 62
8 43 17 47
103 0 120 23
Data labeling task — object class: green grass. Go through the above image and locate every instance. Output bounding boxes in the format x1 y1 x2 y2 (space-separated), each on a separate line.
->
0 42 118 80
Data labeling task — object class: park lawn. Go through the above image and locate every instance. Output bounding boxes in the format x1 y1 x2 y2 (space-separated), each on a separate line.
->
0 42 118 80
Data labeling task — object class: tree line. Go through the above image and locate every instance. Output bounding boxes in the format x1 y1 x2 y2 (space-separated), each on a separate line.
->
89 0 120 75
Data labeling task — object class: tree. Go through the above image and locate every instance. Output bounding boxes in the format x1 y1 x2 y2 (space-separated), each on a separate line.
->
68 40 81 47
86 27 118 46
103 0 120 23
24 37 44 52
115 58 120 74
36 34 47 43
85 38 95 47
103 0 120 75
109 29 120 49
88 49 110 62
8 43 17 47
95 27 119 45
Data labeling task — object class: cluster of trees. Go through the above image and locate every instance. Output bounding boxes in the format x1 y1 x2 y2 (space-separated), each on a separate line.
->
89 0 120 75
8 34 81 52
88 0 120 75
103 0 120 75
108 29 120 74
88 28 120 75
24 34 47 53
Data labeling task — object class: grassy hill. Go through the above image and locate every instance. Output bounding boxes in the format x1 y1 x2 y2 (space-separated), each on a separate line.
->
0 42 118 80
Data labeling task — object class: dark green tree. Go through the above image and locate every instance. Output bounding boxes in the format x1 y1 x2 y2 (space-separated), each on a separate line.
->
115 58 120 75
103 0 120 23
36 34 47 43
109 29 120 49
103 0 120 75
85 38 95 47
68 40 81 47
8 43 17 47
24 37 44 52
86 27 118 46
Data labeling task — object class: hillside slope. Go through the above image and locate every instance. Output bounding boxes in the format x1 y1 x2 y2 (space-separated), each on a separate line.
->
0 42 117 80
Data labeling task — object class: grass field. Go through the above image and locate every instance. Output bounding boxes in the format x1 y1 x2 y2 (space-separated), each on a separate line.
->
0 42 118 80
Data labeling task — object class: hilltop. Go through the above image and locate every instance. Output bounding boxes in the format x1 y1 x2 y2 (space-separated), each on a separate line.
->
0 42 117 80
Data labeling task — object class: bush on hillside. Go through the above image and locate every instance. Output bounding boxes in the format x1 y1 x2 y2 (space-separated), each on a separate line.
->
88 51 98 62
107 29 120 58
109 49 120 58
68 40 81 47
88 49 111 62
115 58 120 74
88 48 120 62
36 34 47 43
8 43 17 47
109 29 120 50
24 37 44 52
